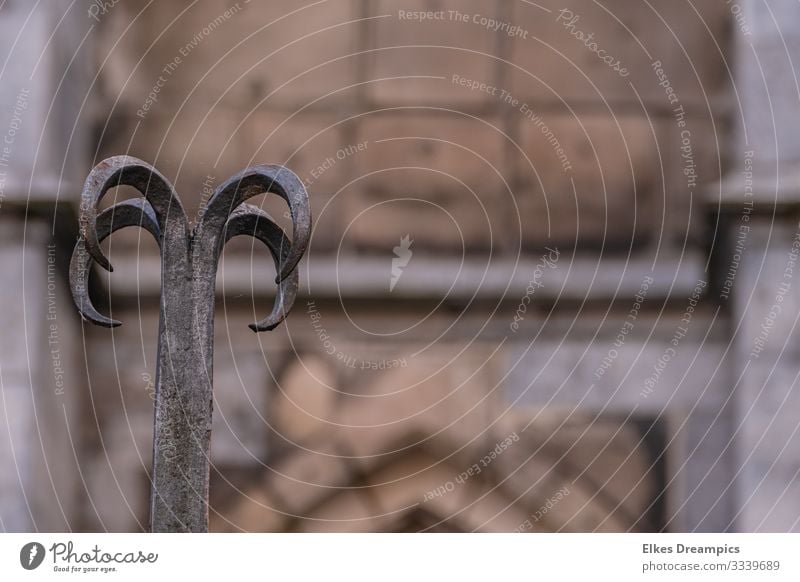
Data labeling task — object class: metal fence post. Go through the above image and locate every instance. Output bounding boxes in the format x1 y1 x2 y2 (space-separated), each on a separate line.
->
69 156 311 532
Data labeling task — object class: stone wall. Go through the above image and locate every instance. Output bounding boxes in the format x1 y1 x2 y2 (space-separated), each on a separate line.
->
1 0 758 532
66 0 737 532
95 0 730 253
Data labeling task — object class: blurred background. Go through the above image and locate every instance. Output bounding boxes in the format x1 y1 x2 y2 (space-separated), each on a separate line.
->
2 0 799 532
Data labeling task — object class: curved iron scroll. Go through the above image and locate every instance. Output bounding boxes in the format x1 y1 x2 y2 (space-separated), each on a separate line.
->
69 156 311 532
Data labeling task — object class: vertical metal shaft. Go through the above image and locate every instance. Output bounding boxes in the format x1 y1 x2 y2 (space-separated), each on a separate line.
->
70 156 310 532
149 228 212 532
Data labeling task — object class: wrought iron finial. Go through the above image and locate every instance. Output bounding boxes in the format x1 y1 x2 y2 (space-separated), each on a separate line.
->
69 156 311 532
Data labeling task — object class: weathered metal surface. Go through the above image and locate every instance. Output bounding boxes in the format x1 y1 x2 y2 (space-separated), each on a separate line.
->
69 156 311 532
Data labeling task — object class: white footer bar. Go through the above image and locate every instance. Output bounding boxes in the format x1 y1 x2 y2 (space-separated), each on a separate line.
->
1 533 798 580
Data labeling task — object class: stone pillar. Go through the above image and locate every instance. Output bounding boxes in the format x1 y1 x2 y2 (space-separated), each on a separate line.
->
0 219 86 531
732 223 800 531
734 2 800 171
718 0 800 531
0 1 92 531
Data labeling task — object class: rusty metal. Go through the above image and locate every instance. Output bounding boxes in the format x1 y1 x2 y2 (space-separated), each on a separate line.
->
69 156 311 532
